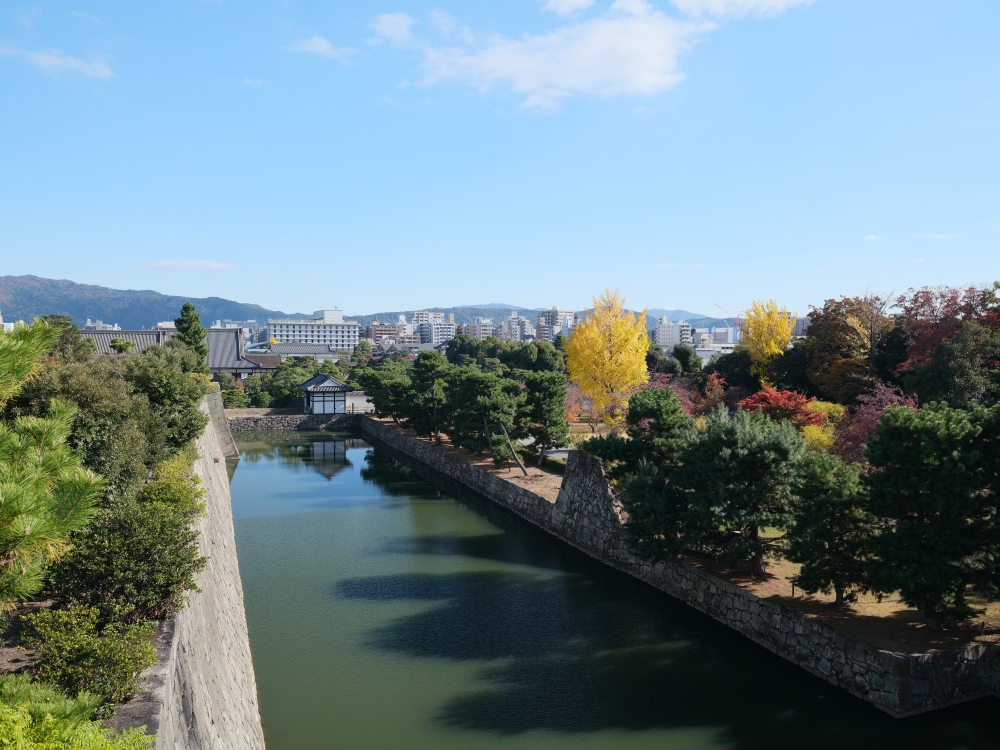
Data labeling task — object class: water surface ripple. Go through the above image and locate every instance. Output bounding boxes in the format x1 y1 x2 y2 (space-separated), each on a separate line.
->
231 432 999 750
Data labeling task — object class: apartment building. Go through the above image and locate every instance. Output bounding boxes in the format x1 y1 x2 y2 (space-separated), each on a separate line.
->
266 309 360 350
652 318 693 349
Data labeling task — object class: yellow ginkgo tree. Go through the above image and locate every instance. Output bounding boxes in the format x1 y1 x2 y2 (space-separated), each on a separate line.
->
740 300 797 384
566 289 649 432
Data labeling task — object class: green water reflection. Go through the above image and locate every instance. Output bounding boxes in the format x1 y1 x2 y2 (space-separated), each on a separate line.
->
230 432 999 750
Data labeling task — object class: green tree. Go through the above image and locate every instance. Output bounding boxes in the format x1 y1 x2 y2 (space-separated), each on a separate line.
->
585 386 693 560
444 366 527 466
767 340 813 395
646 345 682 376
704 349 757 393
109 338 135 354
674 406 805 576
0 321 104 609
243 374 262 397
353 339 373 360
518 370 570 464
785 451 872 603
38 314 97 363
401 351 451 443
214 371 236 390
866 402 998 623
671 343 703 381
221 389 249 408
260 357 322 405
904 321 1000 409
122 344 208 456
173 302 209 373
355 358 412 424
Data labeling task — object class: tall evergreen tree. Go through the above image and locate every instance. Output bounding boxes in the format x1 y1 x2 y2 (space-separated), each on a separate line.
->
866 402 999 623
672 406 804 576
585 386 693 560
518 370 570 465
444 366 526 465
785 451 873 604
402 351 451 443
173 302 209 373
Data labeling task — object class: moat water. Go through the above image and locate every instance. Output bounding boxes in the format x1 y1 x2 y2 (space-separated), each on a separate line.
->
230 432 999 750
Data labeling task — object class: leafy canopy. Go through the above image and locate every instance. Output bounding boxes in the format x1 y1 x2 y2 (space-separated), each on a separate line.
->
565 289 649 432
739 300 796 384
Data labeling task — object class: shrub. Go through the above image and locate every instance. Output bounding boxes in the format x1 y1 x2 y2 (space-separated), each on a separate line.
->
49 453 206 625
0 674 151 748
22 606 156 717
221 389 249 409
251 391 271 408
214 371 236 391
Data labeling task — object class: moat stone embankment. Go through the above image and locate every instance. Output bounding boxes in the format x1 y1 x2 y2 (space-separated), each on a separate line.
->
111 393 265 749
221 409 999 717
349 418 1000 719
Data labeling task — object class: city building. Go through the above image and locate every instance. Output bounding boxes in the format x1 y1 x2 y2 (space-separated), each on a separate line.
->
83 319 121 331
265 309 360 350
365 320 399 344
652 318 693 349
536 308 575 341
0 310 17 334
417 322 457 346
499 311 535 342
410 311 445 326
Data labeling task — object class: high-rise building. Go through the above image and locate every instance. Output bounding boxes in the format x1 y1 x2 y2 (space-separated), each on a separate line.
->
417 322 457 345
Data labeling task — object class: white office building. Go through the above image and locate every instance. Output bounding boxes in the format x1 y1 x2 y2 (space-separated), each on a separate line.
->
266 309 360 350
417 322 457 346
500 312 536 342
535 307 575 341
410 311 445 326
468 317 495 340
653 318 693 349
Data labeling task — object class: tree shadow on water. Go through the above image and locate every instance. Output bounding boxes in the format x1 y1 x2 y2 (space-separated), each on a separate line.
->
335 570 1000 750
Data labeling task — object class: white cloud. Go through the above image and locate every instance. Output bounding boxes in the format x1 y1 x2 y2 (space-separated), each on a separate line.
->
671 0 813 18
147 259 238 271
68 10 101 24
0 43 115 79
241 77 265 87
916 233 958 239
865 234 881 241
416 1 710 109
285 36 355 61
371 13 417 47
543 0 596 15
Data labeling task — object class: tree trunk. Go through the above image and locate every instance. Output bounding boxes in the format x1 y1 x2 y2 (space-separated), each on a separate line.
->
537 447 545 467
749 554 766 578
834 585 844 605
482 418 496 455
499 422 529 477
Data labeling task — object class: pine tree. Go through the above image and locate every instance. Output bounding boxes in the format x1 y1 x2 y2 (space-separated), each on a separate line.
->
866 402 998 623
0 322 104 608
785 451 872 604
585 385 693 561
402 351 451 443
672 406 804 576
173 302 209 373
444 366 526 466
518 370 570 465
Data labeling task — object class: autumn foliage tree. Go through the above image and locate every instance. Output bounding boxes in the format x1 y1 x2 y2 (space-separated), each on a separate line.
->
566 289 649 433
739 300 796 383
737 387 826 431
832 384 917 464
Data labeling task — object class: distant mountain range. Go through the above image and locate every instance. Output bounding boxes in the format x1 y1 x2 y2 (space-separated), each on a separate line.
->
0 275 728 331
0 275 310 330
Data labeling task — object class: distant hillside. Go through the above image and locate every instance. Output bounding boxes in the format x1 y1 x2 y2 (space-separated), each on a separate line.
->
0 275 310 330
0 275 730 333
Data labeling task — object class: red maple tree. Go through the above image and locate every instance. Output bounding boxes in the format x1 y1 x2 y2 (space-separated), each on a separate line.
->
895 285 996 375
737 387 825 431
832 384 918 464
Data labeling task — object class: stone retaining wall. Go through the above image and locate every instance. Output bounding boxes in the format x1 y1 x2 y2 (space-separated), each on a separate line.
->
355 417 1000 718
227 412 356 432
111 402 265 748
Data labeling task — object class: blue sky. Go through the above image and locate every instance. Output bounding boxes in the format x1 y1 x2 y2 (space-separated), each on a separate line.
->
1 0 998 317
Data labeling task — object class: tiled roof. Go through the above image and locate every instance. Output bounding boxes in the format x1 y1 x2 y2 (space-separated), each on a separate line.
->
296 374 353 392
206 329 247 369
243 354 280 369
269 344 337 356
80 329 176 356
